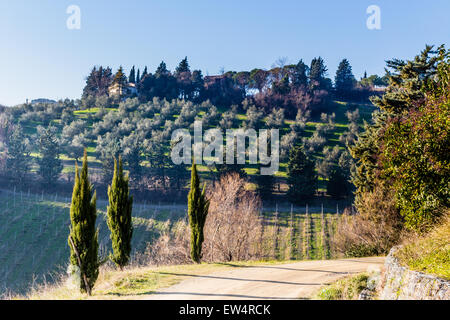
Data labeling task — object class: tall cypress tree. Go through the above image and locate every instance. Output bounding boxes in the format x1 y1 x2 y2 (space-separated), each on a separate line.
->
141 66 148 79
68 149 99 295
136 68 141 83
187 162 209 263
128 65 136 84
107 156 133 270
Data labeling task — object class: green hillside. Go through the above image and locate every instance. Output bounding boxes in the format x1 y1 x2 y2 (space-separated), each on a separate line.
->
3 97 375 196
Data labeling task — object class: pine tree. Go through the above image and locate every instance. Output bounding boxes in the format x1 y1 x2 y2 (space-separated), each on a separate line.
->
187 162 209 263
309 57 328 89
335 59 356 99
112 66 128 96
287 145 317 203
155 61 168 77
128 65 136 84
176 57 190 74
68 150 99 295
293 59 309 88
107 156 133 270
5 124 32 184
37 124 63 186
351 45 442 205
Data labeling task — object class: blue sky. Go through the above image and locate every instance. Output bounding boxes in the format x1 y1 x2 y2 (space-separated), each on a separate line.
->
0 0 449 106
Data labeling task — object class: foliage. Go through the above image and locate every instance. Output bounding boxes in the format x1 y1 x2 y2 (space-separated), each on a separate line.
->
68 150 99 294
287 145 317 202
4 123 32 184
351 45 449 231
333 183 403 257
334 59 356 99
107 157 133 269
315 273 369 300
395 213 450 280
327 168 352 199
36 124 63 185
187 163 210 263
203 173 262 262
380 50 450 230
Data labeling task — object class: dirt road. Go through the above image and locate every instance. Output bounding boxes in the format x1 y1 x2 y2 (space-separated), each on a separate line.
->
147 257 384 300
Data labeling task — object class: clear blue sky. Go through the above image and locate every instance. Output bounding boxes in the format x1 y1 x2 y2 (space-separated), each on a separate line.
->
0 0 449 106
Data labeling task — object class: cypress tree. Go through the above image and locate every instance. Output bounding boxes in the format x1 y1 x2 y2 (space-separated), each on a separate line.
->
141 66 148 79
106 156 133 270
128 65 136 84
68 149 99 295
187 162 209 263
136 68 141 83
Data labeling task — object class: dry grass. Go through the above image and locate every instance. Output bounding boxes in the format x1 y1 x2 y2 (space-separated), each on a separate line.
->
395 213 450 280
333 185 403 257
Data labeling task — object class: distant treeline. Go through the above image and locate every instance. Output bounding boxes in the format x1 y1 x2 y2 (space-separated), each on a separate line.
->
82 57 387 116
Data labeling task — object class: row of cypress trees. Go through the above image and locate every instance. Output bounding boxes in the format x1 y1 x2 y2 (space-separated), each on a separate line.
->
67 150 133 295
67 150 209 295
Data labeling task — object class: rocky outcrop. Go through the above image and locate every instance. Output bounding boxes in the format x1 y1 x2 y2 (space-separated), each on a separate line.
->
378 247 449 300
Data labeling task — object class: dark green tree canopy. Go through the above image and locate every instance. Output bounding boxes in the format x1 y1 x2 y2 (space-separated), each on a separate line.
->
107 156 133 269
68 150 99 295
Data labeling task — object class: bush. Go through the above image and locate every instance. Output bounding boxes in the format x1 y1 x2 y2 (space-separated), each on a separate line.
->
333 184 403 257
203 173 263 262
315 273 369 300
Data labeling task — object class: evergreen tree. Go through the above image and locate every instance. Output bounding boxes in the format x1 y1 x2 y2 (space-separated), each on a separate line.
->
335 59 356 99
107 156 133 270
176 56 190 75
128 65 136 84
5 124 32 184
293 59 309 88
155 61 169 77
351 45 442 205
112 66 128 96
287 145 317 203
68 150 99 295
327 167 352 199
82 66 113 99
37 125 63 186
309 57 328 89
256 169 275 200
136 68 141 83
187 162 209 263
141 66 148 79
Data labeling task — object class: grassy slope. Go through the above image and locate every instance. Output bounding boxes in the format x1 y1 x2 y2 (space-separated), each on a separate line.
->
395 215 450 280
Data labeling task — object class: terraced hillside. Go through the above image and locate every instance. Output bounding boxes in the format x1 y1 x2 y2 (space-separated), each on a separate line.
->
4 98 375 193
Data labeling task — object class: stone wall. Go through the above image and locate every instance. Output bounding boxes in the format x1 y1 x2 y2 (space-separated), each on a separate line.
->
378 246 449 300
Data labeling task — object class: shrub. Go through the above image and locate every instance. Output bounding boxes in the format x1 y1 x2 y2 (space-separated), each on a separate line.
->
333 184 403 257
203 173 263 262
315 273 369 300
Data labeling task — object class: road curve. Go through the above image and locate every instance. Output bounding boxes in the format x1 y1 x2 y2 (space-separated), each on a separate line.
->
146 257 385 300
